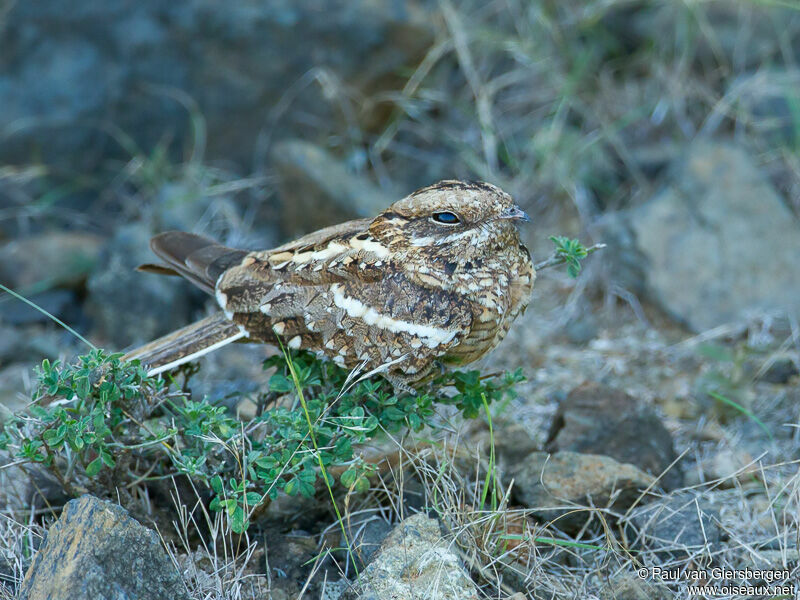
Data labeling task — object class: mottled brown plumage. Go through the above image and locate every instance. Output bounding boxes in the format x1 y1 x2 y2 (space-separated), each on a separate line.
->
124 180 535 389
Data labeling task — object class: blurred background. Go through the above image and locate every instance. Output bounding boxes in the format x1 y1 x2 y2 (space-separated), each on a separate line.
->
0 0 798 415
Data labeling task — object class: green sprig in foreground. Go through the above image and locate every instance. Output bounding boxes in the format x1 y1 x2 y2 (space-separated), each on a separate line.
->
0 348 522 533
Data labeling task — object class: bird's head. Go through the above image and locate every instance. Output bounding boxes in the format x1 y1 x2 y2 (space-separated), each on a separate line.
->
368 180 530 266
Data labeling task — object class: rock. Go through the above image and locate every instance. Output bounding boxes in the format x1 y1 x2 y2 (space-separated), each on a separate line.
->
0 326 67 368
262 529 323 598
598 571 671 600
188 343 265 408
510 451 655 533
754 356 799 385
272 139 395 235
0 289 79 325
494 420 539 466
563 311 599 344
546 383 682 490
350 516 393 569
0 363 34 420
0 232 103 292
343 513 478 600
0 1 434 172
622 492 722 560
756 549 800 570
744 70 800 148
17 495 189 600
85 224 197 346
701 449 758 487
627 141 800 332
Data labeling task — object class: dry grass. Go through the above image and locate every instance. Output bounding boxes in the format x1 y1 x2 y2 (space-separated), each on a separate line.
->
0 466 47 599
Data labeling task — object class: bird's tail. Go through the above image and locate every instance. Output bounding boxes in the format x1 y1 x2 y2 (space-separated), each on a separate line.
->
122 312 247 377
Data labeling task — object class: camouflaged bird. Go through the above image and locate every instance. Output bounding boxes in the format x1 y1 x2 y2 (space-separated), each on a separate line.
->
123 180 535 389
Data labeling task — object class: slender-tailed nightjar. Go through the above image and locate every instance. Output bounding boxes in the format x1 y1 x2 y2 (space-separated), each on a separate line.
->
125 180 535 389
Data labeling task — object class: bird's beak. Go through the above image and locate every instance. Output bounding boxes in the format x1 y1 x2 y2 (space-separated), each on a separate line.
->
498 205 531 223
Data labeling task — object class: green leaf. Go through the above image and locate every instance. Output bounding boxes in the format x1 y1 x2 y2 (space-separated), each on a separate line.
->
86 457 104 477
353 475 370 493
269 374 294 393
100 450 115 468
230 506 248 533
221 498 237 515
340 468 357 489
285 475 316 497
210 475 224 494
382 406 406 421
42 428 64 447
407 413 421 431
285 476 301 496
75 376 91 400
244 492 262 506
29 405 51 420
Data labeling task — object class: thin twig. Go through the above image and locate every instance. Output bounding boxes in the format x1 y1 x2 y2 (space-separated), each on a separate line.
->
534 242 606 272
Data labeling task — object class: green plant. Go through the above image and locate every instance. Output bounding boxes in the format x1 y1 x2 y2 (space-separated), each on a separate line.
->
0 350 163 496
0 347 524 534
548 236 589 278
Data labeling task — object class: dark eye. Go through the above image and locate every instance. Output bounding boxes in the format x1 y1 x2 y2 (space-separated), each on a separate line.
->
431 211 460 225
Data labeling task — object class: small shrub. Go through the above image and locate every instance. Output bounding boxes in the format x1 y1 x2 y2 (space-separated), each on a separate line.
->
0 348 523 533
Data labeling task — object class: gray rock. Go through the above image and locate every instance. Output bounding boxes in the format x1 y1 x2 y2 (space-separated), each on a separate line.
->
563 311 599 344
598 572 674 600
622 492 722 560
0 232 103 292
754 356 799 385
627 141 800 332
0 326 67 368
17 495 189 600
0 289 78 325
0 363 34 420
510 451 654 533
343 513 478 600
85 224 196 346
350 516 393 570
187 343 265 408
272 139 395 235
546 383 682 490
494 420 539 466
0 1 434 172
262 529 322 598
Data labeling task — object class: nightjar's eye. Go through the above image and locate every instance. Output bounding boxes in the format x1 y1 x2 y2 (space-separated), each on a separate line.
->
431 211 460 225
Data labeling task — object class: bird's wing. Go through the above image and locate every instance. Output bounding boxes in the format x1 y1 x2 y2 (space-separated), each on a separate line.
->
214 220 473 377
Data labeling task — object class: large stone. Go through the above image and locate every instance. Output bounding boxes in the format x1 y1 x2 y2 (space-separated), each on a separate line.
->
0 326 66 368
0 363 34 420
343 513 478 600
17 495 189 600
622 492 722 560
85 224 197 346
546 383 682 490
628 141 800 332
0 1 435 172
0 232 103 292
272 139 395 235
0 290 80 326
510 451 655 533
